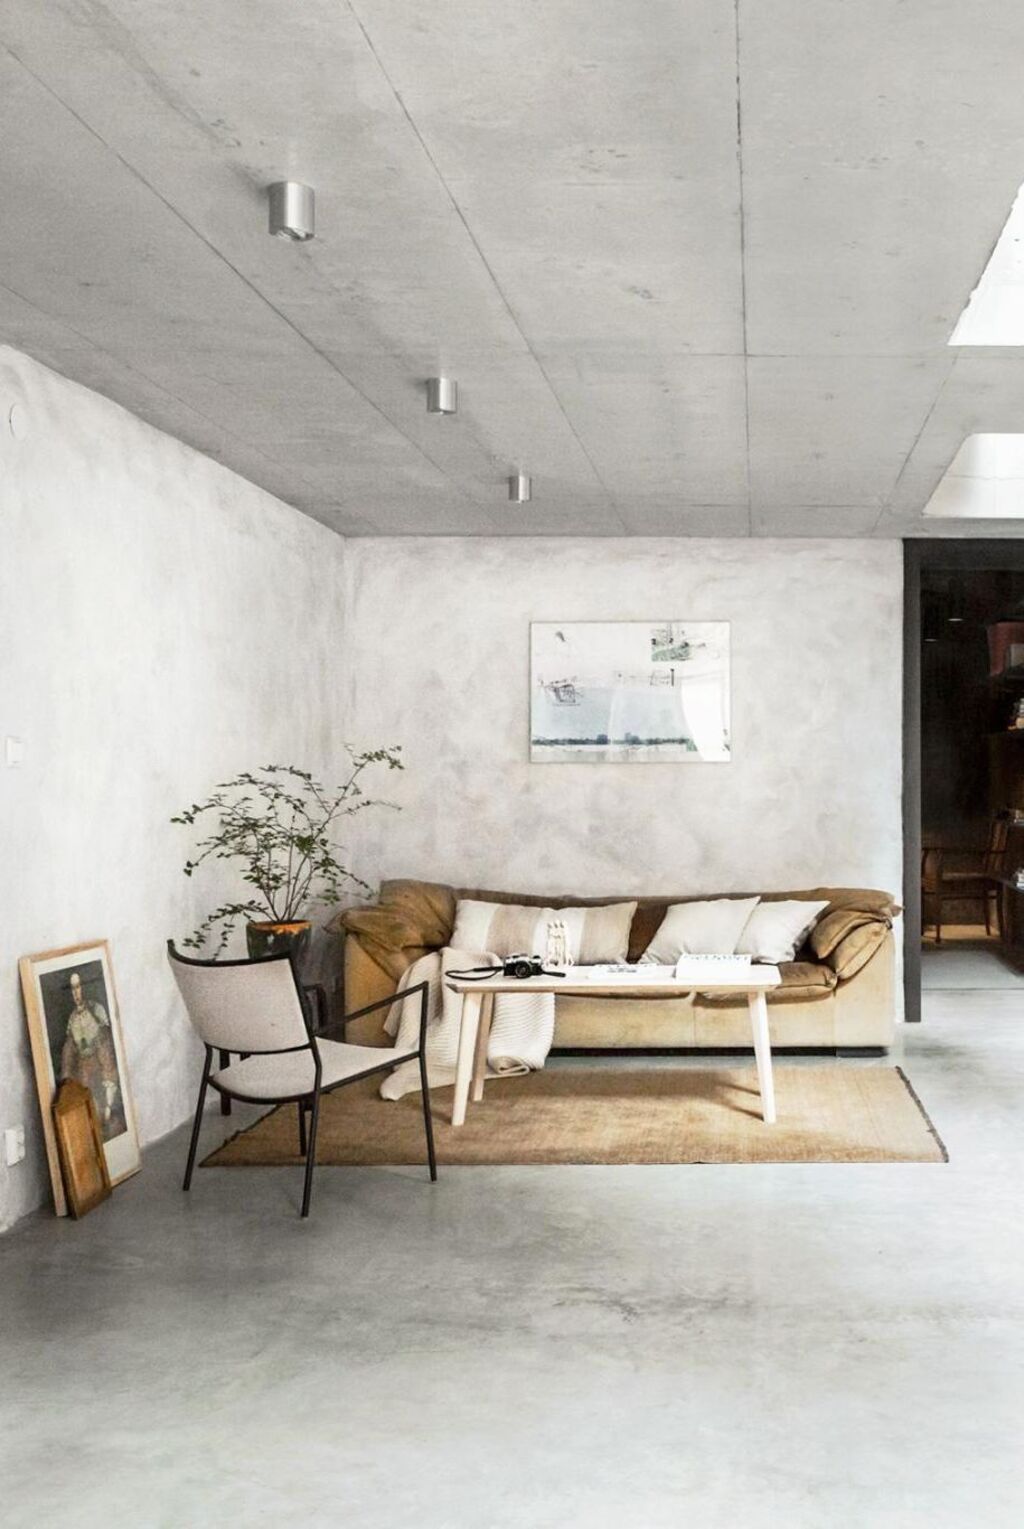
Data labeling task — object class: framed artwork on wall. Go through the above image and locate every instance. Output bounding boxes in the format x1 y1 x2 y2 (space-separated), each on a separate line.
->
530 621 731 763
19 941 140 1215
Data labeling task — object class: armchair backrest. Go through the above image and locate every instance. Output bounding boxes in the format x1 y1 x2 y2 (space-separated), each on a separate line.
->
167 943 310 1054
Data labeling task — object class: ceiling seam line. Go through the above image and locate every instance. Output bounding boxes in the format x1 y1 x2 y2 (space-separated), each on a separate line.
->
869 355 959 534
0 42 486 514
0 276 348 512
345 1 628 531
734 0 752 536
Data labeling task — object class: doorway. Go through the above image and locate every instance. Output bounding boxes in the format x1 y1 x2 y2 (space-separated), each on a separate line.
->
904 542 1024 1021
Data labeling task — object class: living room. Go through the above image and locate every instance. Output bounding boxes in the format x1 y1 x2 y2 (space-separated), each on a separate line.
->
2 6 1023 1527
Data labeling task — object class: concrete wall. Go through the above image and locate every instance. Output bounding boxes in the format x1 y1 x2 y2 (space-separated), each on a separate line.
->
0 348 348 1231
344 538 903 901
0 351 906 1233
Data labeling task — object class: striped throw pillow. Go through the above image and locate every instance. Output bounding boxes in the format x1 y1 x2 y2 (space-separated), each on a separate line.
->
450 899 638 964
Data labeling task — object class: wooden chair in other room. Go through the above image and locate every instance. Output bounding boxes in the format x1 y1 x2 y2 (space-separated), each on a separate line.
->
921 813 1010 944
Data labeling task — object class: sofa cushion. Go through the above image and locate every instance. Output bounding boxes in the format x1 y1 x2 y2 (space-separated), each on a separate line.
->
333 879 455 953
808 903 896 980
824 922 890 980
700 961 838 1005
737 899 829 963
451 898 637 963
340 905 422 952
628 902 671 960
810 907 884 959
641 898 760 961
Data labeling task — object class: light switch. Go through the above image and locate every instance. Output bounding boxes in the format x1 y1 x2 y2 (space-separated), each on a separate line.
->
5 736 23 768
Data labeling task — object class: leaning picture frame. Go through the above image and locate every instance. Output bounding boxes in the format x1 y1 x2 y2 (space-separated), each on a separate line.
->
53 1079 112 1219
19 941 141 1216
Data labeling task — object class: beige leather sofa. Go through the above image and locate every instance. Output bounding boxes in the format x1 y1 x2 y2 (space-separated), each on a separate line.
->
334 881 898 1051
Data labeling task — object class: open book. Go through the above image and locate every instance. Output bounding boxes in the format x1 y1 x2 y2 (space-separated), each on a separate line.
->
671 953 755 984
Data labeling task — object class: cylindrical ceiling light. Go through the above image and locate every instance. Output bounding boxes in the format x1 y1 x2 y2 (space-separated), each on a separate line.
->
426 376 458 415
267 181 315 241
509 471 532 503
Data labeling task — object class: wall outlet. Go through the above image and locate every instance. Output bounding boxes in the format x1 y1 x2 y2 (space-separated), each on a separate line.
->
4 1126 26 1166
4 736 24 768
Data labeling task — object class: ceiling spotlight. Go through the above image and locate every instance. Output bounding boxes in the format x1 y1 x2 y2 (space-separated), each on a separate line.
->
509 471 532 504
267 181 315 241
426 376 458 415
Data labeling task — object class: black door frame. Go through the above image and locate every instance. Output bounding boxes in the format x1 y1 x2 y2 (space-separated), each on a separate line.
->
903 539 1024 1024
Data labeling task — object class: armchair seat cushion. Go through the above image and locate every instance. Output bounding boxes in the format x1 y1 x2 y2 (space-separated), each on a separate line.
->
212 1040 417 1100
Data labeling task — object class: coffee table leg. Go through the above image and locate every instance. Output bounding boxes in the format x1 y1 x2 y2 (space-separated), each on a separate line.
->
452 989 482 1127
747 990 776 1124
471 992 495 1103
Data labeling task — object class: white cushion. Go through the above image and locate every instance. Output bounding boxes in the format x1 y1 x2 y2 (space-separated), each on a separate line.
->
211 1040 417 1100
450 898 637 964
641 898 760 962
736 900 830 964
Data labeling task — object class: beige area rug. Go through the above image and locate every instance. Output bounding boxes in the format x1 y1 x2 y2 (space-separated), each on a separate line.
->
203 1066 946 1167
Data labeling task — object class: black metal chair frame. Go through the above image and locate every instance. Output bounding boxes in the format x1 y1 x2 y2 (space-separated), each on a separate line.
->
169 942 434 1217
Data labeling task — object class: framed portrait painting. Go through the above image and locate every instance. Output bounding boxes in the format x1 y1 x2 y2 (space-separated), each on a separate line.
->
19 941 140 1215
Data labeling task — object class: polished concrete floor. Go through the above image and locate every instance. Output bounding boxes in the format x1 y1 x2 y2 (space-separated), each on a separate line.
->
2 992 1023 1529
921 934 1024 990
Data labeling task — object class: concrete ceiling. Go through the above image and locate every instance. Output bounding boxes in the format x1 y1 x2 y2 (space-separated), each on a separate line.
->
3 2 1024 537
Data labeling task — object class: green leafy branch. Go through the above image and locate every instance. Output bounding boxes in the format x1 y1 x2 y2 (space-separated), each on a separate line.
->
172 750 401 955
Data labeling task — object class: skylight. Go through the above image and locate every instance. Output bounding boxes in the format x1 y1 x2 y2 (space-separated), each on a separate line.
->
949 185 1024 345
923 434 1024 518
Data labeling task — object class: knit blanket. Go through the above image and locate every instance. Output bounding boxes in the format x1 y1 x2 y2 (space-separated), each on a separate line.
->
379 947 556 1100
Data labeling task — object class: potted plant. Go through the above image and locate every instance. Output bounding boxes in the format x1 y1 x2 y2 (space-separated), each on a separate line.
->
172 751 401 960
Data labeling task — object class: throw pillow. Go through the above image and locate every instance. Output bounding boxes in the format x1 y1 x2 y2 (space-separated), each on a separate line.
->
826 922 888 980
450 899 638 964
736 900 830 964
641 898 761 962
808 907 877 960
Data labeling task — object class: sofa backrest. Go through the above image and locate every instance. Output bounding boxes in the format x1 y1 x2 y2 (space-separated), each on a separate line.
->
357 879 898 965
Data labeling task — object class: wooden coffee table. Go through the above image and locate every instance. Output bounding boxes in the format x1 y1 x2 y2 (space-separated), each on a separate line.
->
446 967 782 1128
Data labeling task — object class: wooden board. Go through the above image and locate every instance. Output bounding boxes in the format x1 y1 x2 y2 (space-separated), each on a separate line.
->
53 1079 111 1219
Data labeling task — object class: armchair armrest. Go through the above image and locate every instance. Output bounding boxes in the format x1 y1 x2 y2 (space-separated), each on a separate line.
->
318 981 429 1042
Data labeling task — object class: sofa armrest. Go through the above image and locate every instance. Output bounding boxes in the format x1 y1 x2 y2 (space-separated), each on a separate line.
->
331 878 456 959
342 936 423 1045
832 928 895 1046
813 916 891 980
335 905 420 954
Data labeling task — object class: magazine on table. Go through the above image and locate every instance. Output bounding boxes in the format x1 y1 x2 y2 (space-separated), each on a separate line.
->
585 954 757 983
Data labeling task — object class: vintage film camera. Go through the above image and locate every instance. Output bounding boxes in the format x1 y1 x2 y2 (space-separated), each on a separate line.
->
502 953 545 980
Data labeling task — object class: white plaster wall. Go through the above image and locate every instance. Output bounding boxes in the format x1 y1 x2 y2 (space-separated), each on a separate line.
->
344 538 903 903
0 348 348 1231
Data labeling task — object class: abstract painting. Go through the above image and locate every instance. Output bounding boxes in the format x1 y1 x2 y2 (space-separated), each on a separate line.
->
530 621 730 763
